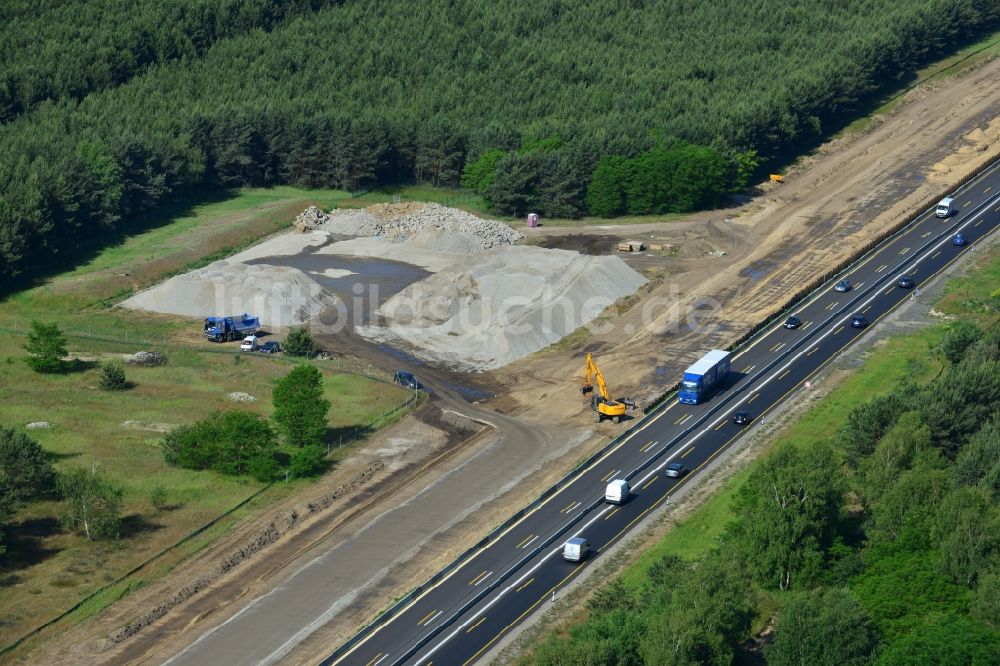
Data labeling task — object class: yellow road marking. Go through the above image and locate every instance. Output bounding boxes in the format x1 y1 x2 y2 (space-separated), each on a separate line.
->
748 393 760 403
825 301 838 310
640 441 656 452
641 476 657 491
921 231 931 238
863 305 872 313
899 247 910 255
985 186 992 193
807 347 818 356
773 342 785 352
561 501 581 514
714 420 727 431
975 219 983 227
469 570 488 585
466 617 485 633
834 325 845 334
802 320 812 329
680 447 694 459
778 369 790 380
605 507 621 520
677 414 693 425
875 264 888 272
964 200 972 207
855 282 864 288
366 654 384 666
994 205 1000 212
515 578 534 592
600 469 618 482
515 534 534 549
741 364 755 373
418 610 437 626
883 286 894 295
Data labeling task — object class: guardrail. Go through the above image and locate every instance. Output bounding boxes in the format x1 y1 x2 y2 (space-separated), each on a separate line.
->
323 152 1000 664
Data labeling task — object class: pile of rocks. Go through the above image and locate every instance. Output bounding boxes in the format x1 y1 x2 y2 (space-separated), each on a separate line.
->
302 203 523 253
126 351 165 366
294 206 327 233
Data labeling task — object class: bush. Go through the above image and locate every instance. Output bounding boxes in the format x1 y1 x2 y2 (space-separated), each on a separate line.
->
290 444 327 478
163 411 278 478
57 467 123 541
0 425 56 502
148 484 168 511
284 326 317 357
98 361 128 390
272 365 330 447
23 321 67 373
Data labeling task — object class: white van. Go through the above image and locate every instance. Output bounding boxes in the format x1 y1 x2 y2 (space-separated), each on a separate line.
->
936 197 954 218
605 479 630 505
239 335 259 351
562 537 590 562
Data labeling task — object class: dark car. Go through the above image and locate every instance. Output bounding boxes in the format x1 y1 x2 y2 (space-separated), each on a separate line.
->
953 233 967 247
834 279 852 293
850 314 869 328
783 315 802 329
665 462 688 478
733 411 751 426
896 275 916 289
393 371 422 390
258 341 281 354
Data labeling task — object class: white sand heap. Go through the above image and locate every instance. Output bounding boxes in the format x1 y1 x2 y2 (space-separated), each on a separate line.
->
305 203 523 253
360 246 646 370
120 260 334 327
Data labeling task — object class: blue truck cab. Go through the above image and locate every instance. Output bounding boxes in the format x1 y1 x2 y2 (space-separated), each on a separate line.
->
678 350 731 405
204 314 260 342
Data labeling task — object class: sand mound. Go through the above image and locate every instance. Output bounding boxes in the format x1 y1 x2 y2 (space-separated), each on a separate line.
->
120 260 334 327
361 246 646 370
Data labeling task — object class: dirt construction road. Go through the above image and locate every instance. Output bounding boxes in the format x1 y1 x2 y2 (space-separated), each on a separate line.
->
29 56 1000 666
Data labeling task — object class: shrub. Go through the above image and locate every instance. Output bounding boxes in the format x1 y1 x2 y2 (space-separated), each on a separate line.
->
23 321 67 373
290 444 327 478
284 326 317 357
0 426 56 502
98 361 128 390
162 412 278 478
57 467 124 541
272 365 330 447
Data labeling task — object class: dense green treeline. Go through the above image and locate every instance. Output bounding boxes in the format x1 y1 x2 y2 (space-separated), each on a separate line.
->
0 0 341 123
1 0 998 280
527 320 1000 664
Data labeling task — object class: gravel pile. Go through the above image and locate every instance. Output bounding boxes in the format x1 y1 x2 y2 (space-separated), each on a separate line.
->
126 351 165 366
307 203 523 254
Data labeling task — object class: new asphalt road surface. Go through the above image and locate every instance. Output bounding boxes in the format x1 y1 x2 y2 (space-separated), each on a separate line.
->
328 159 1000 666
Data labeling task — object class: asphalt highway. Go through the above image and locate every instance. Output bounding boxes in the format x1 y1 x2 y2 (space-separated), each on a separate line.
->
328 160 1000 666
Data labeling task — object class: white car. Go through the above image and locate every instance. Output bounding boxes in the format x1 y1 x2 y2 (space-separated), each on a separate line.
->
239 335 259 352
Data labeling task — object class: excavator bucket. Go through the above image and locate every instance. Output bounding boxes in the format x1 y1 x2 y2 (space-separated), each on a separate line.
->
582 383 594 395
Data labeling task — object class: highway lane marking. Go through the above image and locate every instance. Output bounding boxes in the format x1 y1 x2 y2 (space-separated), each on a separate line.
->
680 447 695 459
515 578 534 592
899 247 910 255
520 535 538 549
465 617 485 633
561 501 581 514
605 507 621 520
676 414 693 425
863 305 872 313
337 193 1000 666
975 219 983 227
834 325 845 334
771 342 785 352
714 420 727 431
419 610 443 627
995 205 1000 212
855 282 864 288
640 476 658 491
640 441 656 452
600 469 619 482
801 320 813 329
365 654 387 666
932 250 941 258
986 186 992 194
418 610 437 626
883 286 894 295
741 364 755 373
515 534 535 548
921 231 932 238
747 393 760 403
807 346 819 356
778 369 790 380
469 570 491 586
964 200 972 207
875 264 888 272
825 301 838 310
444 197 1000 666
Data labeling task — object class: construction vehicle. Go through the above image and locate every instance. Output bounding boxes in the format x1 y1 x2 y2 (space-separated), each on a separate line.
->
203 314 260 342
582 353 635 423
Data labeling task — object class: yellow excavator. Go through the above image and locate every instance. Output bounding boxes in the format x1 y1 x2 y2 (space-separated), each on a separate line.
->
582 353 635 424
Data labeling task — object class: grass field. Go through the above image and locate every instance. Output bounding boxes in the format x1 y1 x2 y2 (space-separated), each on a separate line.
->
0 185 412 650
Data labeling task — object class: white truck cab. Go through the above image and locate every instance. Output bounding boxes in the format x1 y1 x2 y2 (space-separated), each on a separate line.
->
936 197 954 218
240 335 259 351
605 479 630 505
562 537 590 562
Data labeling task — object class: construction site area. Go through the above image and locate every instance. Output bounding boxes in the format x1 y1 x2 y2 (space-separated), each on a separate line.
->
31 55 1000 665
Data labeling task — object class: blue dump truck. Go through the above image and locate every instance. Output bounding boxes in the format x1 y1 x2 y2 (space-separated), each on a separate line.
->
203 314 260 342
678 349 732 405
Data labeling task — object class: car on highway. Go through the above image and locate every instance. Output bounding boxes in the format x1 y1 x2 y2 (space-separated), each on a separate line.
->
393 370 423 390
665 462 688 478
258 341 281 354
562 537 590 562
732 411 751 426
783 315 802 329
953 233 967 246
834 279 852 293
896 275 916 289
850 314 869 328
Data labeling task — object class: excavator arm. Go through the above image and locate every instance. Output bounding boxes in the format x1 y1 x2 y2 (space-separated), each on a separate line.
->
581 352 612 400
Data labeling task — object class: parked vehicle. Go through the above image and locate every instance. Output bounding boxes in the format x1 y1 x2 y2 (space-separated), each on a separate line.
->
562 537 590 562
953 233 967 246
605 479 630 505
851 314 869 328
239 335 259 351
897 275 916 289
783 315 802 329
936 197 954 218
834 279 852 293
678 350 731 405
666 462 688 478
204 314 260 342
258 341 281 354
732 411 751 425
393 371 422 390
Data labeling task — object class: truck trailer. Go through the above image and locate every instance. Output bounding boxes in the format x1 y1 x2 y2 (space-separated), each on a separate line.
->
204 314 260 342
678 349 731 405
